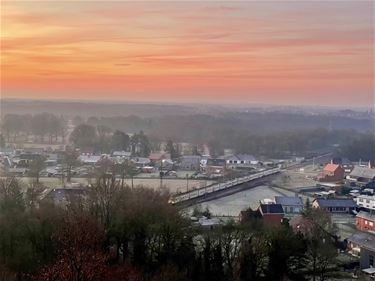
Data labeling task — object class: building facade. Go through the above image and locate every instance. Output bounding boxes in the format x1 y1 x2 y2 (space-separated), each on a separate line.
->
356 211 375 232
356 195 375 211
312 198 357 213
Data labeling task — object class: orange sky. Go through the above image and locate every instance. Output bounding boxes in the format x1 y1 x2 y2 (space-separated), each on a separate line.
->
1 1 374 107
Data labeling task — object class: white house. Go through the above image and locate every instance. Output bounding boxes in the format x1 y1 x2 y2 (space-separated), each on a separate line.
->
356 195 375 211
225 154 258 168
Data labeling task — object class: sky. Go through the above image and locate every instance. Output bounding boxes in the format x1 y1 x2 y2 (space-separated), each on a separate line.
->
1 1 374 107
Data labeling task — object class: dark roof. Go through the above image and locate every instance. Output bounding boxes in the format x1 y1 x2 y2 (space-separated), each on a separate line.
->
207 158 226 166
260 204 284 214
315 198 357 208
332 157 352 166
275 196 303 206
357 211 375 222
348 231 375 252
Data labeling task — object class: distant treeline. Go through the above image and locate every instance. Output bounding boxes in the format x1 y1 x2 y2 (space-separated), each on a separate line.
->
1 113 67 143
1 112 374 161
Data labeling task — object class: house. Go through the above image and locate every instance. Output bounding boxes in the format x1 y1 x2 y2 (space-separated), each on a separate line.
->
225 154 258 169
347 166 375 187
78 154 102 165
312 198 357 213
320 163 345 182
332 157 353 173
347 231 375 269
258 203 284 226
205 158 226 178
157 159 174 171
195 217 223 229
275 196 303 215
13 152 44 168
356 195 375 211
131 157 151 167
149 152 171 163
177 142 195 156
112 151 131 158
180 155 201 171
356 211 375 232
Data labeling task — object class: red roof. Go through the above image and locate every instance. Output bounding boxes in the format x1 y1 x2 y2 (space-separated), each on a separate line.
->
324 163 340 172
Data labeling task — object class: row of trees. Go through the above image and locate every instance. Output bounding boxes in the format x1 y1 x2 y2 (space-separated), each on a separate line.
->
208 128 363 158
339 133 375 163
0 173 346 281
69 124 152 156
1 113 67 144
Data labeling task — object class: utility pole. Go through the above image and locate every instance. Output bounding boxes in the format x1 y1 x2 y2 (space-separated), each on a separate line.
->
186 173 189 192
159 159 163 189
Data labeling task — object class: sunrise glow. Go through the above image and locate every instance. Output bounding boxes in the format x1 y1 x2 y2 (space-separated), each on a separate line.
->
1 1 374 106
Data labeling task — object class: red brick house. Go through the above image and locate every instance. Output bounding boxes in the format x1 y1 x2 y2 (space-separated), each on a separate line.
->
258 204 284 226
356 211 375 232
320 163 345 182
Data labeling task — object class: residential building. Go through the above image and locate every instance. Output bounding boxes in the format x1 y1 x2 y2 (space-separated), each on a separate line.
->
149 152 171 163
275 196 303 215
131 157 151 167
312 198 357 213
112 151 131 158
258 203 284 226
205 158 226 178
79 154 102 165
332 157 353 173
348 231 375 269
356 211 375 232
319 163 345 182
347 165 375 187
225 154 258 169
180 155 201 171
356 195 375 211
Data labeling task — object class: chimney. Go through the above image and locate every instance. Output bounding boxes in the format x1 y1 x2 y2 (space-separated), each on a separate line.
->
330 159 333 164
369 161 372 169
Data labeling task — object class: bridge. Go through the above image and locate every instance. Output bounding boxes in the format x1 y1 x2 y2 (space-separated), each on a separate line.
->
169 167 281 206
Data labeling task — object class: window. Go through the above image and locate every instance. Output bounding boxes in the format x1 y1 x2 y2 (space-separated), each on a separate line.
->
370 255 374 267
365 220 368 225
370 222 374 227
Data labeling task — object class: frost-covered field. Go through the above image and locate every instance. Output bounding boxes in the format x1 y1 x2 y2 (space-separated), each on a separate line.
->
191 185 284 217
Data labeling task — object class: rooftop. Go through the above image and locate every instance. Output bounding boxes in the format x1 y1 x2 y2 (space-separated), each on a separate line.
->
357 194 375 201
275 196 303 206
315 198 357 208
324 163 341 172
348 231 375 252
357 211 375 222
350 166 375 179
260 203 284 214
207 158 226 166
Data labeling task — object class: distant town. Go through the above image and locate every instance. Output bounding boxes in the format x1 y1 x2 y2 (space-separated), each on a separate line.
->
0 103 374 280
